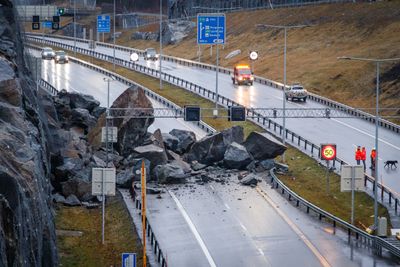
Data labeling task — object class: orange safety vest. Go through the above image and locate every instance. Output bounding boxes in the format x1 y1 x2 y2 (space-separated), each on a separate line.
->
371 150 376 159
361 149 366 161
355 149 362 160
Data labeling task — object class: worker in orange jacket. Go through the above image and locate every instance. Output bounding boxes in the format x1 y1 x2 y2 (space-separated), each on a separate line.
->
370 148 376 170
355 146 362 165
361 147 367 170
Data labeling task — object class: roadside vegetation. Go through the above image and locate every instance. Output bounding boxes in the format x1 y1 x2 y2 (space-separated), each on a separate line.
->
37 42 391 231
55 193 144 266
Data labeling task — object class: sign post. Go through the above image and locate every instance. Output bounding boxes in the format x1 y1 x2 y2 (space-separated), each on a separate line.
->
341 165 364 225
320 144 337 194
97 15 110 33
141 160 147 267
122 253 136 267
197 13 226 115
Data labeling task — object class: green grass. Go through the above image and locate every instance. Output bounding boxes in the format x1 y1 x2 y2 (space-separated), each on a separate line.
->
277 147 391 230
55 193 144 266
46 42 391 240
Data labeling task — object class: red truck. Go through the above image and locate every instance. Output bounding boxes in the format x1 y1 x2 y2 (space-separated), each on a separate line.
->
231 65 254 86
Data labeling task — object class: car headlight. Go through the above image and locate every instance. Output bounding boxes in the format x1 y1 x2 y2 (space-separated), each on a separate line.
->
238 76 243 81
65 56 69 60
155 54 159 58
250 76 254 80
56 56 60 59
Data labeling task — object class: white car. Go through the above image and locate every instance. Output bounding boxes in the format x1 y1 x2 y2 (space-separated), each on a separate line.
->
41 47 55 60
285 84 308 102
144 48 159 61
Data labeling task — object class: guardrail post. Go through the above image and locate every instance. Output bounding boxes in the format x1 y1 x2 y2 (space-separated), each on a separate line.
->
381 186 384 200
389 192 392 205
395 198 398 213
296 200 299 207
306 207 310 214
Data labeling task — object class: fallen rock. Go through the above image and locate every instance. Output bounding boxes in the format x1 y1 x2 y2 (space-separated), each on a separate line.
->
147 187 163 194
64 194 81 206
133 144 168 170
191 161 207 171
240 173 259 186
67 91 100 113
275 162 289 172
221 125 244 145
61 178 91 200
169 129 196 154
224 142 252 170
70 108 97 131
153 163 187 184
52 193 66 204
260 159 275 171
244 132 286 160
116 168 134 188
184 132 225 165
162 133 179 151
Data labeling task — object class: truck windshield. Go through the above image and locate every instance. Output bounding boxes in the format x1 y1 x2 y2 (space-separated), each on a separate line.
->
238 69 252 75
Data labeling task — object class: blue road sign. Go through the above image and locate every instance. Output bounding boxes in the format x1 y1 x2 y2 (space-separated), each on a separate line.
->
43 21 52 28
97 15 110 33
121 253 136 267
197 13 226 45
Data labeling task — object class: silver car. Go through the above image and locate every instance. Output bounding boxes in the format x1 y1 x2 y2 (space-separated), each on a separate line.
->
55 50 69 64
41 47 55 60
285 84 308 102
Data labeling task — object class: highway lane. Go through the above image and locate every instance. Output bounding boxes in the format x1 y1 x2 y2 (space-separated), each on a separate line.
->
34 36 400 196
34 52 399 266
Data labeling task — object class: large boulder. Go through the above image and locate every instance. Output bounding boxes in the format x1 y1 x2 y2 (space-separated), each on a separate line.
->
221 125 244 145
113 86 154 156
244 132 286 160
184 132 225 165
184 126 244 166
160 20 195 45
153 163 187 184
133 144 168 170
162 133 179 151
67 91 100 112
169 129 196 154
60 178 91 200
70 108 97 132
224 142 252 170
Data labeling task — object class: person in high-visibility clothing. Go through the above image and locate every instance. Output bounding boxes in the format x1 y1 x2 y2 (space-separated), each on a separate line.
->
355 146 362 165
361 147 367 170
370 148 377 170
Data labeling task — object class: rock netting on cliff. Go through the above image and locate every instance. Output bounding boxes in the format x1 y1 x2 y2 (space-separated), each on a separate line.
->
0 1 58 265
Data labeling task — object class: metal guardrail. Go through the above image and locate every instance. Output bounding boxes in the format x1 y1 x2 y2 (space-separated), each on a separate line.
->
132 190 167 267
26 33 400 134
26 36 400 213
268 168 400 259
38 79 58 95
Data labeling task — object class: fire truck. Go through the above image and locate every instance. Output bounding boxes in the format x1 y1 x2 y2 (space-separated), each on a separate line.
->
231 65 254 85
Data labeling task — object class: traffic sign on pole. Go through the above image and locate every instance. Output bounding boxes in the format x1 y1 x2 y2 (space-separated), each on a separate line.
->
122 253 136 267
97 15 110 33
197 13 226 45
320 144 336 161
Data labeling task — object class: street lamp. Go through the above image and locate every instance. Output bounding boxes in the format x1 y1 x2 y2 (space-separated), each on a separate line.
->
260 24 310 162
101 75 116 244
337 56 400 231
113 0 116 70
159 0 163 90
73 0 76 56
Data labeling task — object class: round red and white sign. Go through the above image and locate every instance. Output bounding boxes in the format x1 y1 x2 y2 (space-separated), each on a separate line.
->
321 144 336 161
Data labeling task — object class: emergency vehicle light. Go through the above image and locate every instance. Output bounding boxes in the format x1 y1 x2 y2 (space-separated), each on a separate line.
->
235 65 250 69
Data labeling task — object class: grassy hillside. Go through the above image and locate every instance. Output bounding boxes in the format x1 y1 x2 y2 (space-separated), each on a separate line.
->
115 1 400 123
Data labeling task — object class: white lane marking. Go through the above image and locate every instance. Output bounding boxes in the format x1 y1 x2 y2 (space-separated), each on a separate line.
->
258 248 265 256
331 118 400 151
239 222 247 232
210 185 215 191
169 190 217 267
224 203 231 210
256 187 331 267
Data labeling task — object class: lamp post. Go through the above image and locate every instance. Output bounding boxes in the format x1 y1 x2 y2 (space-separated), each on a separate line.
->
337 56 400 230
113 0 116 70
259 24 310 162
101 75 115 244
159 0 163 90
73 0 76 56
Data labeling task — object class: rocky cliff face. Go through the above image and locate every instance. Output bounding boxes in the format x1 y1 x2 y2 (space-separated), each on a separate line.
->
0 1 58 266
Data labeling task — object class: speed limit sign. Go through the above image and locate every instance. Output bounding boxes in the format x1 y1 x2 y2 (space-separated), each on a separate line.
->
320 144 336 161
